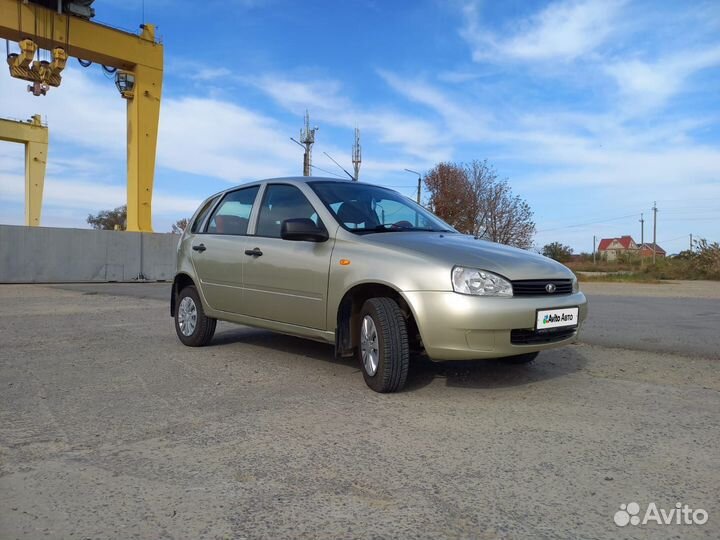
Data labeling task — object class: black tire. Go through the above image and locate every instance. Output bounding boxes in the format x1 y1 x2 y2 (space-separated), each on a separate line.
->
174 285 216 347
504 351 539 364
357 297 409 393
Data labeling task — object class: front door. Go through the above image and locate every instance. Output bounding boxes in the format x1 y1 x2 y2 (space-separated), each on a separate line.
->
191 185 260 313
242 184 334 329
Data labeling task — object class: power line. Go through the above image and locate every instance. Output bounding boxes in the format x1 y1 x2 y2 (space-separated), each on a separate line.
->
658 234 692 244
536 212 639 233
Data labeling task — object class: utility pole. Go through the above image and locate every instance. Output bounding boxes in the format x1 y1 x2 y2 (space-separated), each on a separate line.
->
351 128 361 182
593 235 596 265
690 233 693 252
404 169 422 204
290 110 318 176
652 201 658 265
639 213 644 266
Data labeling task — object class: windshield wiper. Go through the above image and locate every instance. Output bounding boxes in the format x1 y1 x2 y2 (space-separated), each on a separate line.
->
352 225 395 234
402 228 455 233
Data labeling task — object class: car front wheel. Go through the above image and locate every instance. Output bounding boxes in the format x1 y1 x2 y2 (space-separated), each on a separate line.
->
358 297 409 393
175 285 217 347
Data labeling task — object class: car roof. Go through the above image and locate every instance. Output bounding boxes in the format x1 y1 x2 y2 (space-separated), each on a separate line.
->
205 176 358 201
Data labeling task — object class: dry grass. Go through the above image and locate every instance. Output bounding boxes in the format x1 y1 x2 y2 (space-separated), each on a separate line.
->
577 273 664 284
569 258 718 282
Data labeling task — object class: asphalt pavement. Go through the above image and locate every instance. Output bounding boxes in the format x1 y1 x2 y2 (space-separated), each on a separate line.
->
0 282 717 539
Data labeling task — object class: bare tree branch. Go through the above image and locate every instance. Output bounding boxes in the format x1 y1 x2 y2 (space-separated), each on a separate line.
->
424 160 535 248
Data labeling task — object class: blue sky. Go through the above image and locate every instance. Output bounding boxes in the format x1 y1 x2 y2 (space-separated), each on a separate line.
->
1 0 718 253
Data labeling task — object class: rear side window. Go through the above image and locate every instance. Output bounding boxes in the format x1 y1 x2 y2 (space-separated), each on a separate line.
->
190 196 219 233
206 186 260 235
255 184 321 238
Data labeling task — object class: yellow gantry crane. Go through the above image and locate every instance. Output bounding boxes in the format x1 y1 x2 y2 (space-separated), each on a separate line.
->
0 114 47 225
0 0 163 231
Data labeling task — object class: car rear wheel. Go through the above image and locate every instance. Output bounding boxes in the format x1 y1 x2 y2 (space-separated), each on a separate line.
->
504 351 539 364
358 297 409 393
175 285 217 347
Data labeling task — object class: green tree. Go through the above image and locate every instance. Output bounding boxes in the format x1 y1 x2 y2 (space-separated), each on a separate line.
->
542 242 574 262
692 238 720 279
87 205 127 231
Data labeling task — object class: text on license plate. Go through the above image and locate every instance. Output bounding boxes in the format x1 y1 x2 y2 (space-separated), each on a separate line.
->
536 307 579 330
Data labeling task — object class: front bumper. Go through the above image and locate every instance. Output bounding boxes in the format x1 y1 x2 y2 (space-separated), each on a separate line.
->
403 290 588 361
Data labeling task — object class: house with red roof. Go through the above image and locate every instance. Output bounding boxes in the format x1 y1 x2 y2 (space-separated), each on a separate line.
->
597 235 639 261
639 242 666 259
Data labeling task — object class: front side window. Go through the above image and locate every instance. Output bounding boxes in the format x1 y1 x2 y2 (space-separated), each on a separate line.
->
310 181 455 234
206 186 259 235
256 184 321 238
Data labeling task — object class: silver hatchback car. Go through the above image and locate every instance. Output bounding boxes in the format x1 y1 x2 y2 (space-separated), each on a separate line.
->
172 177 587 392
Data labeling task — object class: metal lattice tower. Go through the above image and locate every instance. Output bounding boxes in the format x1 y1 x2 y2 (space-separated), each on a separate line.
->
352 127 361 181
299 110 318 176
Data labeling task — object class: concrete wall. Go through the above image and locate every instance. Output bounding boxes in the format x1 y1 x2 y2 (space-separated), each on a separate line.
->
0 225 178 283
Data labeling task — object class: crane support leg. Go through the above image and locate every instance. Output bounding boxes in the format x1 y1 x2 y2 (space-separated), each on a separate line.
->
25 139 47 226
126 65 162 232
0 115 48 226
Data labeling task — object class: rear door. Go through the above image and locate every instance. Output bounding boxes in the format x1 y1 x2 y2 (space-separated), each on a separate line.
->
191 185 260 313
242 184 334 329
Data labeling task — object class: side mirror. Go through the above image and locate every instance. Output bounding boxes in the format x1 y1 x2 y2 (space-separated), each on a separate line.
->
281 218 329 242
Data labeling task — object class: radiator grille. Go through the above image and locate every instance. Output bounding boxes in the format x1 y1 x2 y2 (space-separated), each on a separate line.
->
512 279 573 296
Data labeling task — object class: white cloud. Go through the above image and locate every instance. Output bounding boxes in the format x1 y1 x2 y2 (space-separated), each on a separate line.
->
378 70 493 142
605 46 720 111
461 0 626 62
157 96 299 181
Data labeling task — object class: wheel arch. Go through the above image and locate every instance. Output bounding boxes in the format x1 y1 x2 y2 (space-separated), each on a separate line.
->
171 272 196 316
335 281 423 357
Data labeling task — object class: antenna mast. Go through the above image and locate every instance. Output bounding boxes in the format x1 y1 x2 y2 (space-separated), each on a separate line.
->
299 110 318 176
351 127 361 181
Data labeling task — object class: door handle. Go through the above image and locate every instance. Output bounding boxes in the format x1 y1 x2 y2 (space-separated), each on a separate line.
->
244 247 263 257
192 244 206 252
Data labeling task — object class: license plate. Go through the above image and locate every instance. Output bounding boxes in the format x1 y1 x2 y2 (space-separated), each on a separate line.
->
536 307 579 330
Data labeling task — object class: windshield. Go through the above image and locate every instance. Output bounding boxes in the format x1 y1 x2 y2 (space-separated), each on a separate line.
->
309 181 456 234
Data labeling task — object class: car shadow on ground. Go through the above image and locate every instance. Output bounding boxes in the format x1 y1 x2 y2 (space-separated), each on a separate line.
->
210 326 587 392
210 327 355 368
404 349 587 391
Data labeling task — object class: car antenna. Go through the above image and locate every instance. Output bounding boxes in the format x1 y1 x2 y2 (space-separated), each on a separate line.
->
323 152 356 181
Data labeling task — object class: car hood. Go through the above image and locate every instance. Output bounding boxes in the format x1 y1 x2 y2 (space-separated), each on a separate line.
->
362 232 574 281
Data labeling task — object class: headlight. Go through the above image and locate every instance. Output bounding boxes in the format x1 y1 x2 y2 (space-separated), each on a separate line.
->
572 274 579 293
452 267 513 297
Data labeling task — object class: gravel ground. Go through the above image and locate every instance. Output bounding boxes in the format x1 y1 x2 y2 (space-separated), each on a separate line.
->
0 284 718 539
